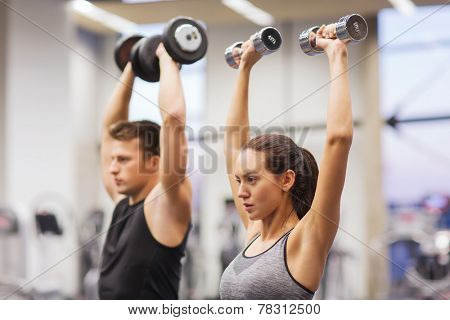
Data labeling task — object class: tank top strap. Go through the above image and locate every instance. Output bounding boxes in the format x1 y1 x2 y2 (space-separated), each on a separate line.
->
243 233 261 251
244 228 294 256
279 228 294 251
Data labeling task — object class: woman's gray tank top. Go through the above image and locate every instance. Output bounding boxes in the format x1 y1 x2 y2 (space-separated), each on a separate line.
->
220 230 315 300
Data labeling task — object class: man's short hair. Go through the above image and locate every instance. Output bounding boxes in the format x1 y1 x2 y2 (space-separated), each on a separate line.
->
109 120 161 159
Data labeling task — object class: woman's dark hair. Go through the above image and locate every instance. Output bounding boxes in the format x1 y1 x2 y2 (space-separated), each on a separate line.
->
243 134 319 220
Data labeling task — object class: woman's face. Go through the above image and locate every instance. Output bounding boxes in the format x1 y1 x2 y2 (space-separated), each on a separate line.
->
234 149 285 221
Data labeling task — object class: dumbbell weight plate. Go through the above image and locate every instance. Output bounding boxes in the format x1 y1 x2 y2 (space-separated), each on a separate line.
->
114 34 144 71
131 35 183 83
137 35 164 82
130 36 161 83
162 16 208 64
252 27 282 55
336 14 368 42
345 14 368 41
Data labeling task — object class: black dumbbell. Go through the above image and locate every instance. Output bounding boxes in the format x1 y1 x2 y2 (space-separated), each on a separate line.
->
224 27 282 69
114 16 208 82
114 34 143 72
299 14 368 56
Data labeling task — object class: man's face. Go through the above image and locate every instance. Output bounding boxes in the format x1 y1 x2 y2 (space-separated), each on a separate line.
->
109 138 158 196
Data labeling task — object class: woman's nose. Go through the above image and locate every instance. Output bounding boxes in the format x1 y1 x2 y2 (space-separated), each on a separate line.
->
237 184 249 199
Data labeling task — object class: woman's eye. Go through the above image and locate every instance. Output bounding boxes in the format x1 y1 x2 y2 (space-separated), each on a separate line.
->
247 176 256 183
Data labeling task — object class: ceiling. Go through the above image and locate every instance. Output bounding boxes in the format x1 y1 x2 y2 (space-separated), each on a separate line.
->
89 0 444 26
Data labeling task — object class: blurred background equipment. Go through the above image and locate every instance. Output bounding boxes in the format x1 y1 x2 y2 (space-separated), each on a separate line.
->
80 209 105 300
0 205 29 299
370 197 450 299
27 193 80 299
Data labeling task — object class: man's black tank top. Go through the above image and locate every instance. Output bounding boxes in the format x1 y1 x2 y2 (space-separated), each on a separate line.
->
98 198 190 299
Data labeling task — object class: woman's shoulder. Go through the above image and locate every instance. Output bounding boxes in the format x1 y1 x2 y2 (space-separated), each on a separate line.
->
244 221 262 245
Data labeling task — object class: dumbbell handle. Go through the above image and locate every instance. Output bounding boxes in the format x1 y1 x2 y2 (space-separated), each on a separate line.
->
224 42 243 69
225 27 282 69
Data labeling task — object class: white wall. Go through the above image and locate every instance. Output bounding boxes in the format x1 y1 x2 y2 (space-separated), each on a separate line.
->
3 0 112 219
5 0 75 208
2 0 110 297
0 1 7 202
69 28 103 219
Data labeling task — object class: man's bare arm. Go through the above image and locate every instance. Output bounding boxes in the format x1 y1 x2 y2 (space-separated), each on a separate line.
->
100 63 134 202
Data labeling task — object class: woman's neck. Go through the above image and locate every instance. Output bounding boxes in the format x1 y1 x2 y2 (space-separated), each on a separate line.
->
259 201 298 241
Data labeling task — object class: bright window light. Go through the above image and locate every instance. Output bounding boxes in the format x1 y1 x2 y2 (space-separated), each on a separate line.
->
388 0 417 16
70 0 139 34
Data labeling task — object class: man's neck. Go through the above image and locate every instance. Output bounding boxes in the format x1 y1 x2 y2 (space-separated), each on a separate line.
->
129 178 159 205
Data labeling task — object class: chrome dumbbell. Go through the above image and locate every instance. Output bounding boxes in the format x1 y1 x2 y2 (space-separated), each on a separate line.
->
224 27 282 69
299 14 368 56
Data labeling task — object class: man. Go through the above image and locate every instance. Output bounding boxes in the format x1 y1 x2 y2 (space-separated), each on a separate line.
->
98 44 192 299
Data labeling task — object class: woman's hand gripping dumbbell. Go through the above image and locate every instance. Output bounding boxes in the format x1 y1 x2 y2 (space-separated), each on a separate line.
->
114 16 208 82
224 27 282 69
299 14 368 56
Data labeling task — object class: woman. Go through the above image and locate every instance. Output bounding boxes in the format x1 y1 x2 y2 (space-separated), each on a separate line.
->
220 25 353 299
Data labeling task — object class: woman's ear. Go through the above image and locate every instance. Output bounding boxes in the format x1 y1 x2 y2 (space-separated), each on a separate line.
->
281 169 296 192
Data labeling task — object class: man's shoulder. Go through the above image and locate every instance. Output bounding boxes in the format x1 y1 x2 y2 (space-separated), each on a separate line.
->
144 180 191 223
145 179 192 204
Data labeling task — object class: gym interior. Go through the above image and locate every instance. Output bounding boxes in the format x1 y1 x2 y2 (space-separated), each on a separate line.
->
0 0 449 300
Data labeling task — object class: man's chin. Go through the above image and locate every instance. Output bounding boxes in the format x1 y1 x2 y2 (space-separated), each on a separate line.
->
116 187 129 195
